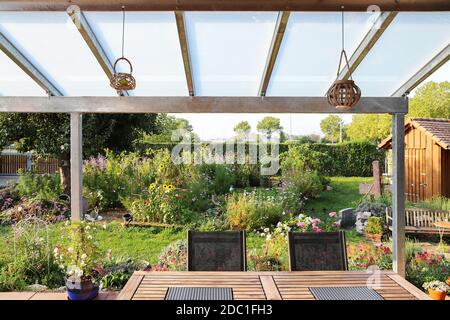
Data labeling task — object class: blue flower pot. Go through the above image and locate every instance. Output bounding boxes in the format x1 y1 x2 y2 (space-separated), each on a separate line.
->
66 278 99 300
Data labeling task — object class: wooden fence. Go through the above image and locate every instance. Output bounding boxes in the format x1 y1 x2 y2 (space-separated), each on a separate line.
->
0 152 59 175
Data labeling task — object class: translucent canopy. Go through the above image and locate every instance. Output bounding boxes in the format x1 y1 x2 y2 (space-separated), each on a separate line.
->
0 11 449 97
0 12 115 96
353 12 450 96
185 12 278 96
267 12 378 96
85 12 188 96
0 50 45 96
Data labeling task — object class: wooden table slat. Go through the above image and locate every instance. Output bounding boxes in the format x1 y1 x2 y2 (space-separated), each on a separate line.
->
119 271 427 300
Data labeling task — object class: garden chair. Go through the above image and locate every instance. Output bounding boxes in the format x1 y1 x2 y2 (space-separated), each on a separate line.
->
187 230 247 271
288 231 348 271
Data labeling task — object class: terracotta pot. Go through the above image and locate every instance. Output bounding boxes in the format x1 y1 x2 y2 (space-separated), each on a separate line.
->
428 289 447 300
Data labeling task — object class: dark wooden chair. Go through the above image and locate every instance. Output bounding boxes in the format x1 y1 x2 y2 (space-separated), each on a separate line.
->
288 231 348 271
187 231 247 271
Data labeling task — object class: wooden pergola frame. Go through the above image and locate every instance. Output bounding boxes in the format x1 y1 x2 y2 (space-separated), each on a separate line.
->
1 1 449 279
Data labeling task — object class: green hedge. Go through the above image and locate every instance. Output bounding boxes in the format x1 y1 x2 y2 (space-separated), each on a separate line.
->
304 142 385 177
136 141 384 177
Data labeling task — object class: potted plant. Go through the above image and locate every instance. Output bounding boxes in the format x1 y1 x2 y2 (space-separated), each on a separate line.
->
365 217 383 242
54 221 104 300
423 280 450 300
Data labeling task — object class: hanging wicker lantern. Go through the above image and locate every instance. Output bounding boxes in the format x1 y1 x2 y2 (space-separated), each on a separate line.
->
110 6 136 93
327 78 361 110
327 9 361 110
110 57 136 91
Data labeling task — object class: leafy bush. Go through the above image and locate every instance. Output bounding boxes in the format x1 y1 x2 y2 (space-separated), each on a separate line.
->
0 199 69 225
225 192 283 231
347 242 392 270
366 217 383 235
15 171 63 201
279 145 329 213
0 223 64 291
155 240 187 271
406 252 450 290
122 183 195 224
0 187 20 212
355 201 387 217
100 257 149 290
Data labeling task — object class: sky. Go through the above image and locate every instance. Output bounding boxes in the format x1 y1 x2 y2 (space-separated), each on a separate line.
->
0 11 449 140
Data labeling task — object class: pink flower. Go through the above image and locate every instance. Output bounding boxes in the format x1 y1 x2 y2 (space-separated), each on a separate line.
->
329 212 337 218
312 226 322 233
297 222 305 228
334 221 341 228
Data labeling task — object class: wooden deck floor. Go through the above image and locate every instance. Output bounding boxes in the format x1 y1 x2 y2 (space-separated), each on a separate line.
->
0 291 118 300
118 271 431 300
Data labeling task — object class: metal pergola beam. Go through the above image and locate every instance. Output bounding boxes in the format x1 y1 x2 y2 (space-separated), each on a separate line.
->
259 11 290 97
67 8 129 96
0 32 63 96
0 96 407 114
1 0 449 11
336 11 397 81
391 44 450 97
175 11 195 96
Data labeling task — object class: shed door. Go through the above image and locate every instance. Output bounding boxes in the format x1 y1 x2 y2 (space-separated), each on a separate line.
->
405 148 427 202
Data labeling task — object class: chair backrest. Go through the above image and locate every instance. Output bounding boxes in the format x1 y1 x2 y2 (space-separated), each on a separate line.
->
288 231 348 271
187 231 246 271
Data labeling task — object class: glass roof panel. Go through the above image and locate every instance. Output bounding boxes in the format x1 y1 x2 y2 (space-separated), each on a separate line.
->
185 12 279 96
352 12 450 96
85 12 188 96
411 59 450 96
0 12 115 96
0 50 46 96
267 12 377 96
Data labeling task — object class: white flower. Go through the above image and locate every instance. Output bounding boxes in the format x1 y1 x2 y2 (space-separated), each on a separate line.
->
260 233 265 237
85 225 91 230
68 247 74 252
266 234 272 240
81 253 87 260
263 228 270 233
277 222 282 227
87 235 93 240
102 224 107 230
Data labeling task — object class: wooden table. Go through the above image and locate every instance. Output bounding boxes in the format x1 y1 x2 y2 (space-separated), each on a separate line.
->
118 271 430 300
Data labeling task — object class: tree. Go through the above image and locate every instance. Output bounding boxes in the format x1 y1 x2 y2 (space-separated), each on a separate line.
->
409 81 450 118
346 81 450 142
138 114 195 144
346 114 391 142
320 115 345 143
233 121 251 139
256 116 283 140
0 113 158 193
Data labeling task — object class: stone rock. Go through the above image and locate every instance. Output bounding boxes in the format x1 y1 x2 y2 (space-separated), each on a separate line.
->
355 211 373 234
24 284 48 292
326 185 333 191
339 208 355 229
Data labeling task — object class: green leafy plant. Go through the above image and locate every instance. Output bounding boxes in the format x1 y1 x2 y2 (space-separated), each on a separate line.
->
15 171 63 201
156 240 187 271
54 221 105 284
365 217 383 235
100 257 149 290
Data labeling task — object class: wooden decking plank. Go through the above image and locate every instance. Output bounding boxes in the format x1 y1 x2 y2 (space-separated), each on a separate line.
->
259 276 282 300
118 274 144 300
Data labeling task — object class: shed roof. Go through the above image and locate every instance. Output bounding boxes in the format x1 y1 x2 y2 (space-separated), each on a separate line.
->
378 117 450 150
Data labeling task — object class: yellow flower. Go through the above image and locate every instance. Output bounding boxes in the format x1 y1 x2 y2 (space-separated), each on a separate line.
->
158 163 166 170
148 183 156 192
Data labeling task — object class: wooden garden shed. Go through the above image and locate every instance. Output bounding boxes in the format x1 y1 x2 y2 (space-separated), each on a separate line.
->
379 118 450 202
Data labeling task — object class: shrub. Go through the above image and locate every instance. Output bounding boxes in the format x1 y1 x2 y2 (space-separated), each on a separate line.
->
225 192 283 231
0 187 20 212
279 145 329 213
100 257 149 290
366 217 383 235
0 199 69 225
156 240 187 271
406 252 450 290
15 171 63 201
355 201 387 217
347 242 392 270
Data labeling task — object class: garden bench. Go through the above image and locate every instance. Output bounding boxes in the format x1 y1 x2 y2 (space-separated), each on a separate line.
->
385 208 450 235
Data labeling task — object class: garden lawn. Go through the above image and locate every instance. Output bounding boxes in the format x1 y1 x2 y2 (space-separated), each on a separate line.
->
305 176 371 217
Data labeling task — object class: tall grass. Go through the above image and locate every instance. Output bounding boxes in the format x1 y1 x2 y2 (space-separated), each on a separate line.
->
410 196 450 211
